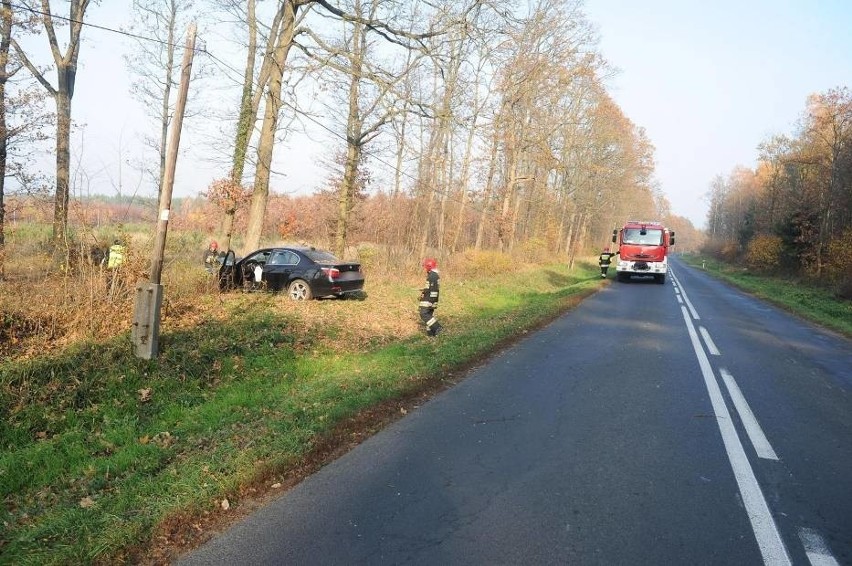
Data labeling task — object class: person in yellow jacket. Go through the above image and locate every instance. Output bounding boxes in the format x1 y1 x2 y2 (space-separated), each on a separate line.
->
107 239 126 269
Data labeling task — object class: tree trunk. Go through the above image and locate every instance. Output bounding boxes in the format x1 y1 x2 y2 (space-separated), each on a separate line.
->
451 112 478 252
53 78 71 247
475 134 499 250
222 0 257 252
0 0 9 279
334 7 366 258
336 142 361 257
244 1 297 252
498 155 518 253
231 0 257 184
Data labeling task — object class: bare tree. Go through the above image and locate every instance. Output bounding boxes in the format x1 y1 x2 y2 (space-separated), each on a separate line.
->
0 2 51 278
0 0 50 280
11 0 95 248
301 0 428 256
206 0 265 251
240 0 445 253
125 0 201 200
242 0 301 252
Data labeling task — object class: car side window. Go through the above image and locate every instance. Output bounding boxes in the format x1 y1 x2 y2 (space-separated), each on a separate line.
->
267 251 289 265
282 251 300 266
248 251 271 265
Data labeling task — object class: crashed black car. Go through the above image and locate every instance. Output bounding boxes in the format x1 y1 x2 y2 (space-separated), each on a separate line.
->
218 247 365 300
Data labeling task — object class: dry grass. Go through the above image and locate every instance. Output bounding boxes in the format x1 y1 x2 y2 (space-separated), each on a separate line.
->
0 229 545 364
0 247 429 363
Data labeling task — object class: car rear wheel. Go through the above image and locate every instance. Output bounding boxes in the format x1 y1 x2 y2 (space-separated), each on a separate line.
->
287 279 312 300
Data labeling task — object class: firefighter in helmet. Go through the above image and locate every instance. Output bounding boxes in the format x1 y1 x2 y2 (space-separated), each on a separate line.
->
598 246 617 278
203 240 221 273
419 258 443 337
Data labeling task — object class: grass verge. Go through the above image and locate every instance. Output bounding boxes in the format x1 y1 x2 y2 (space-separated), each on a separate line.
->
679 254 852 338
1 262 600 564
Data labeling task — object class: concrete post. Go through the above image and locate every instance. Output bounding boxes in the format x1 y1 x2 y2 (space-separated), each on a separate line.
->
131 282 164 360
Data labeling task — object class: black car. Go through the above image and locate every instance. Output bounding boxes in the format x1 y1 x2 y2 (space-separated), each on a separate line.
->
218 247 365 300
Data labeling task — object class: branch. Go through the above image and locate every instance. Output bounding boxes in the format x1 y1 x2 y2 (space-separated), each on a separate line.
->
10 37 56 96
312 0 440 49
38 0 61 64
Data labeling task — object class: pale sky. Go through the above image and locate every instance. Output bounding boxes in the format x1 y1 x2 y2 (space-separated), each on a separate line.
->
20 1 852 230
583 0 852 228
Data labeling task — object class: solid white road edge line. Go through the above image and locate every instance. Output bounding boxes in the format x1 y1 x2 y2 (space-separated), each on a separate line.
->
671 272 700 320
719 369 779 461
699 326 721 356
798 527 840 566
680 306 791 565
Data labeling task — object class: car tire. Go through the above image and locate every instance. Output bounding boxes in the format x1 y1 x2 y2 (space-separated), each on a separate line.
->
288 279 312 300
656 273 666 284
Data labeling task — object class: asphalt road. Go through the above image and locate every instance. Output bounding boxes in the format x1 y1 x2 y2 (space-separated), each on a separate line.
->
178 257 852 566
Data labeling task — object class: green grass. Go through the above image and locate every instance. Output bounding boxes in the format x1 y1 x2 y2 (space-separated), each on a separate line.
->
680 253 852 338
0 262 600 564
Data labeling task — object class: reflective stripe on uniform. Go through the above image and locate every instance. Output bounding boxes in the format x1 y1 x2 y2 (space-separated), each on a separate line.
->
426 317 438 327
419 301 434 307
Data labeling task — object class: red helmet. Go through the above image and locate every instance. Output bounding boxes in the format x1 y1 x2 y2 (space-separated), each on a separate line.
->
422 258 437 271
210 241 219 250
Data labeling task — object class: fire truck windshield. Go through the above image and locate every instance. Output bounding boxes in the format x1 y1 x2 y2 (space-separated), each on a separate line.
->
623 228 663 245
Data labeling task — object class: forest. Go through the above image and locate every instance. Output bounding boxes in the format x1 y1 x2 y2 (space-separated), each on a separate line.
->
704 87 852 296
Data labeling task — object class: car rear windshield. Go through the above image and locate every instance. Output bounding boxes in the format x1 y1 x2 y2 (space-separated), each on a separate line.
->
623 228 663 245
304 250 341 264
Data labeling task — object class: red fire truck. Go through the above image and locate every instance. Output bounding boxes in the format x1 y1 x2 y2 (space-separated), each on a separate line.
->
611 220 675 284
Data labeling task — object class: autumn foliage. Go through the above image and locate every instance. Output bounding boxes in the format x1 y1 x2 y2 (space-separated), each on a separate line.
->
704 87 852 296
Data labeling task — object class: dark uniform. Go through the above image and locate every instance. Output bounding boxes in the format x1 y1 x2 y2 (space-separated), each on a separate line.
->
598 248 617 278
203 242 221 273
419 259 443 337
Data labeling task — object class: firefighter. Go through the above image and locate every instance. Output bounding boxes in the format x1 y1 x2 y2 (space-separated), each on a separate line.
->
419 258 443 337
203 240 221 272
107 239 126 269
598 246 617 278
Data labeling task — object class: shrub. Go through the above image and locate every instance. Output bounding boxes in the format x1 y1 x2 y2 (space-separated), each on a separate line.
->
518 238 550 264
745 234 783 272
701 238 739 262
355 242 380 271
826 228 852 298
449 249 515 278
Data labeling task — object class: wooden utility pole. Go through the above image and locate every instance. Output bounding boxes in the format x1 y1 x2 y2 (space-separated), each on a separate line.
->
132 23 197 360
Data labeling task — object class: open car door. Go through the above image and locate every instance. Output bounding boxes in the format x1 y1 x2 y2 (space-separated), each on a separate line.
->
218 249 237 291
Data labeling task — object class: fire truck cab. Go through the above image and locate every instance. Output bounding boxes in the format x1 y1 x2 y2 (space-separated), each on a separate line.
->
611 220 675 284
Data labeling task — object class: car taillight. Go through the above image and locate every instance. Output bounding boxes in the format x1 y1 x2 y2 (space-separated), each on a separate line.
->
322 267 340 280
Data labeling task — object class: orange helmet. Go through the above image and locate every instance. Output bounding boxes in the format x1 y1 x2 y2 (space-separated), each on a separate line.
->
210 241 219 250
422 258 437 271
